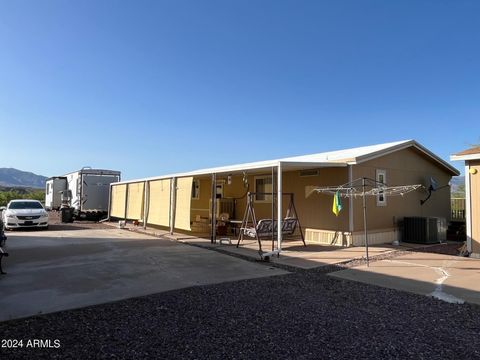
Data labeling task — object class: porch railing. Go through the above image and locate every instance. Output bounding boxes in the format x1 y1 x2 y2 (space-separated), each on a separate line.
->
451 198 466 221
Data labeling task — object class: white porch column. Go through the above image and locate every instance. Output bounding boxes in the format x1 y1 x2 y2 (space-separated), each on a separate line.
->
169 177 177 235
143 180 149 230
465 162 472 253
348 165 354 233
124 183 129 221
277 162 283 252
211 173 217 244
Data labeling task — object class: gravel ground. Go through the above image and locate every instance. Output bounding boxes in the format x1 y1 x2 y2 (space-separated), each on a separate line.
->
1 218 475 359
46 211 112 231
1 256 479 359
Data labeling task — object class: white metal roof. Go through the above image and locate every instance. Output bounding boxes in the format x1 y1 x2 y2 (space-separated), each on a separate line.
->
451 146 480 161
63 168 121 177
115 139 459 184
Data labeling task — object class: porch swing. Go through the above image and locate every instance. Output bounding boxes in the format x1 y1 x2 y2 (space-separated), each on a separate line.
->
236 192 306 254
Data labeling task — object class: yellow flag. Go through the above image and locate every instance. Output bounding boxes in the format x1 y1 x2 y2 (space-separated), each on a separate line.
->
332 191 342 216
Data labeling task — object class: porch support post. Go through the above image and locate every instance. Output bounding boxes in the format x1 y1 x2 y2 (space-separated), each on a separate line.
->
271 166 275 251
465 162 472 253
169 177 177 235
211 173 217 244
348 165 354 233
143 180 149 230
277 162 283 252
124 183 129 221
362 177 369 266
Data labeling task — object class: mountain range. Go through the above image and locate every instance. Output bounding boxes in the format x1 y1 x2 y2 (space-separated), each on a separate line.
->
0 168 47 189
450 176 465 193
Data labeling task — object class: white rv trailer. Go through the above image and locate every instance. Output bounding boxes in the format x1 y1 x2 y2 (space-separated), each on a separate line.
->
45 176 68 210
64 168 121 218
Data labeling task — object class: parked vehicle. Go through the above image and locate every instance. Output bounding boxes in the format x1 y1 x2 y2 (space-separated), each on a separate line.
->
45 176 68 210
0 209 6 245
1 199 49 230
63 168 121 219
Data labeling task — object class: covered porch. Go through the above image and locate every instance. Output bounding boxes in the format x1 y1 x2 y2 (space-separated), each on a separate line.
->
109 160 351 258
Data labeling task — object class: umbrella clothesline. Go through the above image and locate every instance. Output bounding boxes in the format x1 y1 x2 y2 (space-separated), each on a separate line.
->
306 177 423 199
306 177 423 266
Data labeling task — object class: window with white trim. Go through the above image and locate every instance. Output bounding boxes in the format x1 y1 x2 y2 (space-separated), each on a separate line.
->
376 169 387 206
254 175 272 202
192 179 200 200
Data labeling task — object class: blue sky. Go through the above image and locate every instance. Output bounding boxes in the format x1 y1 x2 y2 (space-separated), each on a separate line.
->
0 0 478 180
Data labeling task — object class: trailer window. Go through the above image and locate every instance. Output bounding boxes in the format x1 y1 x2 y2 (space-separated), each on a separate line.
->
376 169 387 206
254 175 272 203
192 179 200 200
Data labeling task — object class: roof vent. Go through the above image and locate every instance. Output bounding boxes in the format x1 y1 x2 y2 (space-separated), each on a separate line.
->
299 169 319 177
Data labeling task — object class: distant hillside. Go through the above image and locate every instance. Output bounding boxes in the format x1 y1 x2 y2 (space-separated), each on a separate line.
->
451 176 465 196
0 168 47 189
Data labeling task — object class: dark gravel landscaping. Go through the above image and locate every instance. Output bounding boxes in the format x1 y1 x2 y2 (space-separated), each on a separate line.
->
1 259 479 360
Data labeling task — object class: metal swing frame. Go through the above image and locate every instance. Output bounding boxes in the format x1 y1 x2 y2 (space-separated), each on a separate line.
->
236 191 306 254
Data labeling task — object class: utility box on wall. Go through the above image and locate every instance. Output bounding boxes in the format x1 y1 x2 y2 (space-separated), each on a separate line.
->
402 217 447 244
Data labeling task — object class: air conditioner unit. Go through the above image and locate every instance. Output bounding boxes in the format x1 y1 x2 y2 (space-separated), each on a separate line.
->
209 198 235 220
402 217 446 244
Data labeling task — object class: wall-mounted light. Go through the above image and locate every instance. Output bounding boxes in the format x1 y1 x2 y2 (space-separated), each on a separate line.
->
227 175 232 185
469 168 478 175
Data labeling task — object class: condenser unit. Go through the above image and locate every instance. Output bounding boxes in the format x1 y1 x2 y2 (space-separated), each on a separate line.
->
402 217 446 244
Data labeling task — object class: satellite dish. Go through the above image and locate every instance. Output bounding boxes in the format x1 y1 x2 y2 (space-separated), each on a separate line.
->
429 177 438 191
421 176 438 205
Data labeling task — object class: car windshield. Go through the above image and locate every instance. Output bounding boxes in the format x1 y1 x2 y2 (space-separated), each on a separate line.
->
8 201 44 210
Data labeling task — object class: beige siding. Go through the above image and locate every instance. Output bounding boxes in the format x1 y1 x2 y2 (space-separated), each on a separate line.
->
126 182 144 220
110 184 127 218
147 179 171 227
352 147 453 231
191 177 215 220
175 177 193 231
470 160 480 254
282 168 350 232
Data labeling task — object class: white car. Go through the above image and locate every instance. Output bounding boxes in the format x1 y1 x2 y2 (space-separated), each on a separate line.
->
1 200 49 230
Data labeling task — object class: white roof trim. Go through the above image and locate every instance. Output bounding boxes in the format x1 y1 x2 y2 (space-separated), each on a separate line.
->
451 153 480 161
114 161 346 185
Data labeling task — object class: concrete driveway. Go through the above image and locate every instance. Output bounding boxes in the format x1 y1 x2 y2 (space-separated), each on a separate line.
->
0 227 287 321
330 252 480 305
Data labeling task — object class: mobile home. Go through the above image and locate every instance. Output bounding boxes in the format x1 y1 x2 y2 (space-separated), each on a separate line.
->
109 140 458 251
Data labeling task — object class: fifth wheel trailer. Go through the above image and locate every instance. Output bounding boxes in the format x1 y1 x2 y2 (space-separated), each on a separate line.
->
64 168 121 219
45 177 68 210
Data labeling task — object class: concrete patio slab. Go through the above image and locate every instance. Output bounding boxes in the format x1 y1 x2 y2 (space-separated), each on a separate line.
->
0 228 287 322
111 223 408 269
330 252 480 305
172 236 397 269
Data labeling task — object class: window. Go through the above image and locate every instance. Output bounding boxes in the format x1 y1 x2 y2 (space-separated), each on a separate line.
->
192 179 200 200
376 169 387 206
215 183 223 199
254 175 272 202
46 183 50 195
